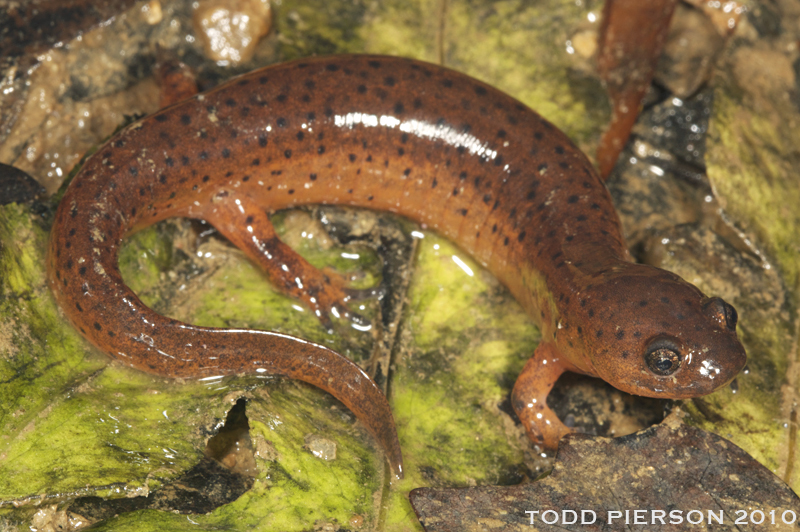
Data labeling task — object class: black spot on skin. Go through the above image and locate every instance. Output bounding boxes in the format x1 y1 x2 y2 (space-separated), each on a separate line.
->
325 64 340 72
483 194 492 203
452 187 459 196
251 158 260 166
310 173 317 181
504 236 510 246
199 151 208 160
394 102 404 114
94 322 102 331
616 330 625 340
202 175 210 182
347 153 356 162
432 178 438 188
325 107 334 117
413 98 423 109
401 133 408 144
384 76 396 86
284 149 292 158
559 162 569 169
459 171 467 180
639 300 648 307
222 148 231 158
492 224 497 233
180 114 191 125
474 85 487 96
538 163 548 173
403 168 411 176
458 209 468 216
660 297 670 304
155 114 168 122
296 131 304 141
518 231 526 242
567 195 579 204
526 190 536 200
588 309 595 317
494 155 504 167
243 175 250 182
318 146 326 154
245 216 254 224
576 214 587 222
257 134 267 147
129 167 138 176
225 98 236 107
565 235 574 242
307 112 316 121
555 145 565 154
276 94 287 103
368 195 374 201
497 129 506 138
159 175 167 184
276 118 287 128
398 148 405 156
368 60 381 68
442 79 453 88
357 84 367 94
288 189 295 195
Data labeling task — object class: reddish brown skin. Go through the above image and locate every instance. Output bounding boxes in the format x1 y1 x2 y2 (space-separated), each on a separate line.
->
48 55 746 476
596 0 678 179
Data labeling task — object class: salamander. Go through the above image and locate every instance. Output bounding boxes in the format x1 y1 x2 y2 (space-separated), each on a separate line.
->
47 55 747 480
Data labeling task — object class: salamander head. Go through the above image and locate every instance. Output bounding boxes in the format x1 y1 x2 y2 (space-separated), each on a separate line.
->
572 265 746 399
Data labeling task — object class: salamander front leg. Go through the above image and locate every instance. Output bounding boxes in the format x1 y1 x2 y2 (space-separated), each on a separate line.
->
511 341 575 450
201 194 369 330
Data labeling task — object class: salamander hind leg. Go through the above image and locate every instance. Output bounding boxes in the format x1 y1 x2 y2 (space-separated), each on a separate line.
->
511 342 574 450
200 193 369 330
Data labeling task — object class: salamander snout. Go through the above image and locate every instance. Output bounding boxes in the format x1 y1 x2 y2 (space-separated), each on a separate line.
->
577 268 747 400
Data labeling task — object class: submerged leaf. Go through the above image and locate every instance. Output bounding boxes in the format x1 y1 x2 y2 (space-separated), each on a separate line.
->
410 414 800 531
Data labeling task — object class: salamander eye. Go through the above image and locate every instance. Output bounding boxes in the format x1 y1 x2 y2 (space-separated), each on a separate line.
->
703 297 738 331
644 337 681 376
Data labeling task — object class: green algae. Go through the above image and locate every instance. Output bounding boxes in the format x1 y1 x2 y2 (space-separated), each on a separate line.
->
86 384 384 532
697 65 800 490
3 0 797 528
382 235 537 531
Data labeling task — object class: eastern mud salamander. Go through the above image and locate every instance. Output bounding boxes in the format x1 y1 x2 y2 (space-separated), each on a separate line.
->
48 55 747 479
